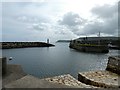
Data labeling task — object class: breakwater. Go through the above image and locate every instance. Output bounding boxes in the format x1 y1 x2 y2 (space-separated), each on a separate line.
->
69 43 109 53
70 37 120 50
1 42 55 49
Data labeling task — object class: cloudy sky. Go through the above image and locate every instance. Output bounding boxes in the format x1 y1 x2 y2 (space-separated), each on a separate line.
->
1 0 118 42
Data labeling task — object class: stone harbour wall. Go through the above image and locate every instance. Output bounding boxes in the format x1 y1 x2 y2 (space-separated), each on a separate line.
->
106 56 120 75
78 70 119 88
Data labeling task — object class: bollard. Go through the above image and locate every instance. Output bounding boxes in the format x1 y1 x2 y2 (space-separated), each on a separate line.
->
0 57 7 75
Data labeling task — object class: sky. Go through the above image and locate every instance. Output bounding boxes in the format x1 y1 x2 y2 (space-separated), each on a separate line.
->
1 0 119 42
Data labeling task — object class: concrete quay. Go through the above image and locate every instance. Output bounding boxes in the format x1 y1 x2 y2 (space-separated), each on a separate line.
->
4 75 74 88
2 64 27 86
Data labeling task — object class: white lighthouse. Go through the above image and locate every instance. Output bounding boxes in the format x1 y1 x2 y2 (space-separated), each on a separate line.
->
47 39 49 44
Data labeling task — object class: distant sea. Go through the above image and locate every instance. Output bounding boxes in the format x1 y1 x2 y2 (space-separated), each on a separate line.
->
1 43 119 79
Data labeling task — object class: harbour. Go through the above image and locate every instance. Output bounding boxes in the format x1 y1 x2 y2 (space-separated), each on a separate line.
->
1 42 119 79
1 1 119 88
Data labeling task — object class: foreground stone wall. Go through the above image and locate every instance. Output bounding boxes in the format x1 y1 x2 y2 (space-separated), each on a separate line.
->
78 56 120 88
78 70 119 88
106 56 120 75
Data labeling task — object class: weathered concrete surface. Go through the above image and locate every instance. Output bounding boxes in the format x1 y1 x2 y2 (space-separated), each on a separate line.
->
106 56 120 75
4 75 74 88
2 64 27 86
78 70 120 88
44 74 97 88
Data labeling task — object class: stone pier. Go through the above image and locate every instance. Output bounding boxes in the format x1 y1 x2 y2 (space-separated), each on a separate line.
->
1 42 55 49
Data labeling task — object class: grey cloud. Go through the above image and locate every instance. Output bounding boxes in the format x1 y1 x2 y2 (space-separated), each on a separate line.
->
118 2 120 27
77 16 118 36
16 15 49 23
57 12 87 36
87 3 118 36
55 30 67 35
32 24 45 31
73 3 118 36
57 3 118 37
104 18 118 36
30 23 49 31
91 3 117 19
17 2 47 7
2 1 118 42
81 19 117 35
81 22 103 35
59 12 85 26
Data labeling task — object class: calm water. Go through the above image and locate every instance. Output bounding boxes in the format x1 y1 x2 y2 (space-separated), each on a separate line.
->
2 43 119 79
